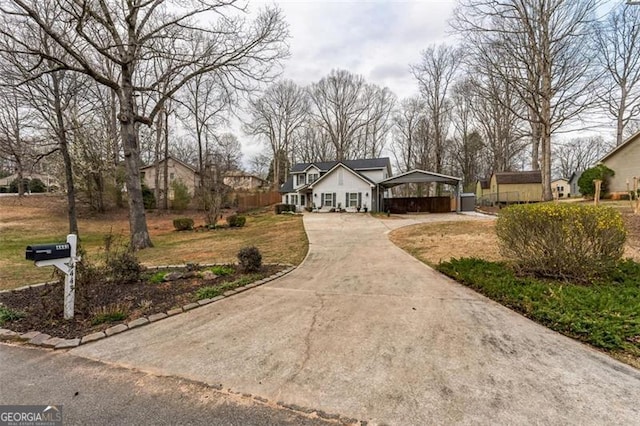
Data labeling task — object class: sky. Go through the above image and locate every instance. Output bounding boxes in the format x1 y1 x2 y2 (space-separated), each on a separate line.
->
240 0 458 162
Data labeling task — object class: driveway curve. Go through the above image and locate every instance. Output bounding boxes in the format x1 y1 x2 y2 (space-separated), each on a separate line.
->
71 213 640 425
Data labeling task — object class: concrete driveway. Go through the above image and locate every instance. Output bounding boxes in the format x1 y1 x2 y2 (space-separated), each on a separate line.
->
71 213 640 425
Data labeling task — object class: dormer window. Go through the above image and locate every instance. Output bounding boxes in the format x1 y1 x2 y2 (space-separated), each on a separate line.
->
296 174 306 186
308 173 318 183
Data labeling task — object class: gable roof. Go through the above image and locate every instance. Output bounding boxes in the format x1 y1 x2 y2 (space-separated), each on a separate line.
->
494 170 541 185
308 162 376 189
477 179 490 189
600 130 640 163
378 169 461 188
290 158 391 173
279 176 294 193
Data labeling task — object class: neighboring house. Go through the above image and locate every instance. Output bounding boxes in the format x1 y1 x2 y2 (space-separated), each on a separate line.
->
279 158 392 212
484 170 543 204
475 179 490 200
568 171 583 197
224 171 267 191
551 178 569 199
140 156 199 196
600 130 640 195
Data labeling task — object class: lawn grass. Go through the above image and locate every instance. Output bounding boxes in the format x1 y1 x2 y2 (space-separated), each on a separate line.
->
437 258 640 363
0 195 308 290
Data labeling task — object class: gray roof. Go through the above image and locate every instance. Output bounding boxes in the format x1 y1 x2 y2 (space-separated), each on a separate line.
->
378 169 461 188
290 158 391 173
279 176 294 193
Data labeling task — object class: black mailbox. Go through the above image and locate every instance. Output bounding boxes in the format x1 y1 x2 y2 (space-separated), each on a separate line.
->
26 243 71 261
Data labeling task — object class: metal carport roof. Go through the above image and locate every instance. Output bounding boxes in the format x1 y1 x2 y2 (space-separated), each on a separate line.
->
377 169 462 188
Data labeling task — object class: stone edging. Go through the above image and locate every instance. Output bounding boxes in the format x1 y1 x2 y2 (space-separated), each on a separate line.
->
0 263 296 350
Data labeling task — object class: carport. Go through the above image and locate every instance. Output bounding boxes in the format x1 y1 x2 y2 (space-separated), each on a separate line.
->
377 169 463 213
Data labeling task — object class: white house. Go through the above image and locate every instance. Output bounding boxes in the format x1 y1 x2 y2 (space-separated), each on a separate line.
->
279 158 392 212
551 178 569 199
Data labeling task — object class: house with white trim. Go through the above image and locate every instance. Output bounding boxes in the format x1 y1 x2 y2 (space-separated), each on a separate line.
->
279 158 392 212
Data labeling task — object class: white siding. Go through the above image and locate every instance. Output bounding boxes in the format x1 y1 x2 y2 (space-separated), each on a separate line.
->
360 169 385 182
311 165 372 212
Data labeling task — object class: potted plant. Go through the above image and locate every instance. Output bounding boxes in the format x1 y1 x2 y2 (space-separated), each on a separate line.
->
356 205 361 213
363 203 368 213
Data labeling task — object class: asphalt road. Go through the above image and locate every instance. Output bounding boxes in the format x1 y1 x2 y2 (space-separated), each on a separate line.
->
12 213 640 425
0 344 334 425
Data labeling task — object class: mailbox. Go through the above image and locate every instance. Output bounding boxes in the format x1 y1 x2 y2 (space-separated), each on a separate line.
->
25 243 71 261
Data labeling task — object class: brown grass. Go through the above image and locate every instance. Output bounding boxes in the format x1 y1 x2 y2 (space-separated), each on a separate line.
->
389 213 640 267
0 195 307 290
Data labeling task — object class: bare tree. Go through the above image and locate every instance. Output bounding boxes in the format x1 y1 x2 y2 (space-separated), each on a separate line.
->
309 69 371 161
0 72 37 197
411 44 462 186
450 79 484 189
392 96 428 173
553 135 613 178
1 0 289 249
293 122 335 163
353 85 396 159
453 0 600 201
594 3 640 146
244 80 309 188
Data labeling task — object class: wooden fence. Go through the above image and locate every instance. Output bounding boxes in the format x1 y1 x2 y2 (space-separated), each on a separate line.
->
234 191 281 212
384 196 452 214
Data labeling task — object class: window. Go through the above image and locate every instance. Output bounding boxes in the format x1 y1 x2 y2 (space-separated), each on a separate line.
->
323 193 333 207
140 171 146 179
346 192 360 207
291 195 299 205
170 172 175 181
296 174 305 186
308 173 318 183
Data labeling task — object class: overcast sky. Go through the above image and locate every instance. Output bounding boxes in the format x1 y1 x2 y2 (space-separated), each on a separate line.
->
239 0 457 162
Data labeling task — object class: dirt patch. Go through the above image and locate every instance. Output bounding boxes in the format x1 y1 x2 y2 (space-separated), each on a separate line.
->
0 264 282 339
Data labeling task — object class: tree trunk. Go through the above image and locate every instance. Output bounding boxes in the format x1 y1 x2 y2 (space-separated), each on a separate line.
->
163 109 169 210
52 73 79 235
530 120 541 170
119 76 153 249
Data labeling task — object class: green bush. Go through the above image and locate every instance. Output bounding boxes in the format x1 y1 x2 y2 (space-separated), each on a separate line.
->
196 274 261 300
149 271 167 284
0 305 25 325
226 214 246 227
275 203 296 214
496 203 626 282
173 217 194 231
141 182 156 209
171 180 191 210
9 178 30 193
29 178 46 193
578 165 614 197
209 265 234 276
238 246 262 272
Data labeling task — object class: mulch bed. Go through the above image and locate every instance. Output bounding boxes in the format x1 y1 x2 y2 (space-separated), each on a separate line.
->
0 264 282 339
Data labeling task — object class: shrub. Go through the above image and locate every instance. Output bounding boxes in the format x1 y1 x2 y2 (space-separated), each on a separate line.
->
29 178 46 193
91 302 130 325
237 246 262 272
209 265 234 276
9 178 30 193
149 271 167 284
0 305 25 325
141 182 156 209
275 203 296 214
226 214 246 227
495 203 626 282
196 274 261 300
103 235 143 284
171 179 191 210
578 165 614 197
173 217 194 231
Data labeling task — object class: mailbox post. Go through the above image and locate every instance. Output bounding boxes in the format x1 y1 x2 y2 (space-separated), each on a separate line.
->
26 234 79 320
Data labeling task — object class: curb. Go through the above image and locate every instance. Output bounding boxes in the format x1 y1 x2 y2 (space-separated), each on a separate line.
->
0 263 297 350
